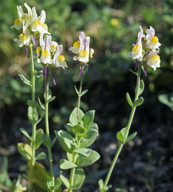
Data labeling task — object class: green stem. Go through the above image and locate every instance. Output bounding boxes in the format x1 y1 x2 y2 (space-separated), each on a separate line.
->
69 76 84 192
45 71 55 191
102 66 141 191
77 75 83 120
29 44 36 192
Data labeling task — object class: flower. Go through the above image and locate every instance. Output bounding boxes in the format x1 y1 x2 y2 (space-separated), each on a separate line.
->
53 45 67 69
13 29 31 47
128 26 145 61
69 32 94 64
30 8 49 35
128 25 161 72
39 35 52 64
146 51 161 71
146 26 161 50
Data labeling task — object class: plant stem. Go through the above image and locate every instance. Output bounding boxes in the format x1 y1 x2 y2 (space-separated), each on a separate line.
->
45 71 55 191
102 66 141 191
29 44 36 192
77 75 83 119
69 75 84 192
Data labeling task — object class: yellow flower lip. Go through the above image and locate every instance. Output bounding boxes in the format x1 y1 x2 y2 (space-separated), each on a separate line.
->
150 55 160 62
79 50 87 58
41 49 49 58
33 20 41 28
150 36 158 44
73 41 80 48
19 33 28 42
58 55 65 63
132 44 140 54
42 23 48 31
36 46 41 53
14 18 21 25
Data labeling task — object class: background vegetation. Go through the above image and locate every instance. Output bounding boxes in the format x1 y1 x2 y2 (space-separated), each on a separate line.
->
0 0 173 191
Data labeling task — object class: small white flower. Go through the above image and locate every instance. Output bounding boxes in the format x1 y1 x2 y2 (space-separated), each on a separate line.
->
50 41 58 53
128 26 145 61
18 3 32 32
39 35 52 64
146 26 161 50
30 8 49 35
11 18 22 30
53 45 67 69
69 32 85 54
70 32 93 64
146 51 160 71
13 29 31 47
74 37 90 63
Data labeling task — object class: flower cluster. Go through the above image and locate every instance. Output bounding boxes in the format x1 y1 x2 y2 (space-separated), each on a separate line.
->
12 3 67 76
69 32 94 77
128 26 161 71
12 3 49 47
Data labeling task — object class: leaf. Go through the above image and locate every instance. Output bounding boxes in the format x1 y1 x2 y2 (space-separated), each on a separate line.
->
51 135 58 147
133 97 144 107
116 127 127 144
42 134 50 147
126 132 137 143
47 96 56 103
74 148 92 157
80 122 99 148
28 106 38 123
38 97 45 110
27 100 39 108
19 74 31 86
66 152 73 162
129 69 138 76
55 130 75 153
80 89 88 97
20 128 31 140
69 168 85 189
139 80 145 95
35 74 43 92
59 172 70 188
27 162 51 191
76 150 100 167
126 92 133 107
44 89 52 101
35 152 46 160
98 179 104 191
35 129 44 150
69 107 84 125
81 110 95 128
47 178 61 190
59 159 77 170
17 143 32 160
74 85 79 95
72 125 86 137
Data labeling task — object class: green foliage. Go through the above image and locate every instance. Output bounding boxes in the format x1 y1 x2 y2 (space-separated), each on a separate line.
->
27 162 61 192
116 127 137 144
158 93 173 111
17 143 32 160
56 107 100 189
0 157 12 187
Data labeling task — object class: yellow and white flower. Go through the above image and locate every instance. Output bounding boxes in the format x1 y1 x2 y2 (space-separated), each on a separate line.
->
146 26 161 50
69 32 94 64
50 41 58 54
53 45 67 69
30 8 49 35
39 35 52 64
146 51 160 71
13 29 31 47
128 26 145 61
